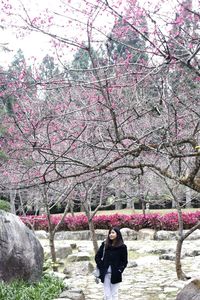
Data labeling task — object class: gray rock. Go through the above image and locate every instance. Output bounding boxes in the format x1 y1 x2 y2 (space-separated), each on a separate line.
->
64 261 94 277
59 288 85 300
159 254 176 261
34 230 49 239
55 231 90 240
77 245 93 254
37 229 200 242
56 246 72 259
176 279 200 300
127 261 138 268
76 261 94 275
95 229 107 240
0 210 43 282
54 298 73 300
150 248 174 255
63 267 72 278
54 229 107 241
155 230 177 240
120 228 138 240
88 261 95 273
185 229 200 240
137 228 156 240
70 243 77 249
184 250 200 257
49 271 68 280
67 252 91 262
54 298 71 300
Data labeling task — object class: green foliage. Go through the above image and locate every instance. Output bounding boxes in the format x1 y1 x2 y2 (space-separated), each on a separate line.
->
0 125 7 136
107 15 148 64
43 258 53 272
70 46 100 80
9 49 26 71
22 159 35 167
7 48 35 102
39 54 59 80
0 274 65 300
43 254 63 272
0 199 11 212
71 47 91 69
0 150 8 161
4 96 15 115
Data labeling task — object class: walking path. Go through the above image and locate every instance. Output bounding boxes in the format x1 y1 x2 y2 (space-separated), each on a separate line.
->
62 239 200 300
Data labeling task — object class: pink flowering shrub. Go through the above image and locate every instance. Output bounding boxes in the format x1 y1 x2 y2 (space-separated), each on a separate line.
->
159 212 179 231
63 215 89 231
182 212 200 229
128 214 147 230
93 214 115 229
20 214 49 231
141 214 162 230
19 211 200 232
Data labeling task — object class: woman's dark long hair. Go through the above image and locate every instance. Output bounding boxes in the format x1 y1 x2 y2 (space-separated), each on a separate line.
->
105 227 124 248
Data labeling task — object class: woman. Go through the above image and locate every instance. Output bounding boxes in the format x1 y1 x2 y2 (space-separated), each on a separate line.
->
95 227 128 300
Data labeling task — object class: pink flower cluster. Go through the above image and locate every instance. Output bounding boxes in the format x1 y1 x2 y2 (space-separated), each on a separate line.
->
19 211 200 232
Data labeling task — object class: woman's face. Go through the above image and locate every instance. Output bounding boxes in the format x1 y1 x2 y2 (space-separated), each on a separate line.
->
109 229 117 240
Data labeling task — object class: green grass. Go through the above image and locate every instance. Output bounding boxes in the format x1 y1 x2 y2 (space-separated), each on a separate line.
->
96 207 199 215
56 207 200 218
128 251 143 260
0 274 64 300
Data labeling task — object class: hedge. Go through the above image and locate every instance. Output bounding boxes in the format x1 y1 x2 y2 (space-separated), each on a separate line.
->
20 211 200 232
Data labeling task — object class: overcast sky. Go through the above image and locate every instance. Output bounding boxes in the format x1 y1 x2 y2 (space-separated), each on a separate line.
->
0 0 76 67
0 0 198 69
0 0 116 65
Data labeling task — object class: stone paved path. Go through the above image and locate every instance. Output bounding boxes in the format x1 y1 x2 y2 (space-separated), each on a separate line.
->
62 240 200 300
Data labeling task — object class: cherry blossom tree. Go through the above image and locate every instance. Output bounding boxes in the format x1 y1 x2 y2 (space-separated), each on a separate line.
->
1 0 199 188
74 173 118 253
0 0 200 280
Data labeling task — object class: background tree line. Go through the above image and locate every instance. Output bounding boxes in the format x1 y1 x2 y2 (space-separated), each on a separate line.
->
0 0 199 278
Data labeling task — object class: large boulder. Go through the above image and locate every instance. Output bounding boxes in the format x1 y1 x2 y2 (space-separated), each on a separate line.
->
176 279 200 300
0 210 44 282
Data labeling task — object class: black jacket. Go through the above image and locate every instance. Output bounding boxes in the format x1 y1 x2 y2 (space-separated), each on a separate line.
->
95 241 128 284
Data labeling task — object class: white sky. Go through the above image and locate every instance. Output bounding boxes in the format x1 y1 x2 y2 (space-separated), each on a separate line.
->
0 0 116 68
0 0 74 66
0 30 50 66
0 0 198 69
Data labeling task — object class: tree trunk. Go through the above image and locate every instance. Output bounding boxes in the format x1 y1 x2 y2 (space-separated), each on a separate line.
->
176 235 192 280
49 231 58 272
176 236 185 280
115 201 123 210
89 219 99 254
115 190 122 210
175 202 191 280
176 201 186 280
141 199 146 217
10 189 16 214
164 180 197 280
185 187 192 208
46 203 58 272
172 199 176 208
126 198 135 209
69 200 75 217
